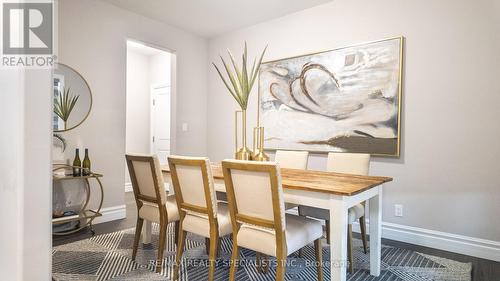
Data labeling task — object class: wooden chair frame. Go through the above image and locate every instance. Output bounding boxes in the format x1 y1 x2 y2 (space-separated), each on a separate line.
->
297 207 367 273
125 154 179 273
222 160 323 281
168 157 221 281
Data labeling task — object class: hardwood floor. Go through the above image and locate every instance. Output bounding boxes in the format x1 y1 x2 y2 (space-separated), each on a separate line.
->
381 239 500 281
53 192 500 281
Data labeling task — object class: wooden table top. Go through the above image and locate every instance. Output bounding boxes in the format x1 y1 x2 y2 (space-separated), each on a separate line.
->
161 164 392 196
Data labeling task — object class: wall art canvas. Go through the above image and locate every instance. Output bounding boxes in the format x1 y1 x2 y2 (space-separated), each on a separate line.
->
259 37 403 156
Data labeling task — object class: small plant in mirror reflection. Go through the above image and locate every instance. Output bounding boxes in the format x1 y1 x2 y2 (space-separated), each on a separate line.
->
212 42 267 110
54 87 80 130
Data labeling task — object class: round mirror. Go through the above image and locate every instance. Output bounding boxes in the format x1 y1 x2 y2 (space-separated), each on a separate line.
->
53 63 92 132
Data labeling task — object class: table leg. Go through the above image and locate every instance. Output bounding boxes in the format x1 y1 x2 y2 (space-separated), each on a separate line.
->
369 187 382 276
143 220 152 244
329 198 348 281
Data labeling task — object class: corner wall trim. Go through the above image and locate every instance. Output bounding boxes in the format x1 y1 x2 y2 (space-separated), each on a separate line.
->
92 204 126 225
124 182 133 193
351 220 500 262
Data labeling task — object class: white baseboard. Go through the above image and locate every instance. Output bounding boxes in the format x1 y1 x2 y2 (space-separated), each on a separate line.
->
351 220 500 262
124 183 133 193
92 205 127 224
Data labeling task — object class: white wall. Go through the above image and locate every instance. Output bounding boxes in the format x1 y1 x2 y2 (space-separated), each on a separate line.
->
208 0 500 243
58 0 208 213
0 70 52 280
126 50 151 156
125 48 171 185
150 52 171 86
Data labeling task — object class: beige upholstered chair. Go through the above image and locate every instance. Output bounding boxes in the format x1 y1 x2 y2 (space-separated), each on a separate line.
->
275 150 308 211
299 152 370 273
275 150 309 169
222 160 324 281
168 156 232 281
125 154 180 273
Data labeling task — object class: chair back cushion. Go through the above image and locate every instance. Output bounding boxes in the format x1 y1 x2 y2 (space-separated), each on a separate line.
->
327 152 370 175
126 154 166 204
168 156 217 217
222 160 285 231
275 150 309 169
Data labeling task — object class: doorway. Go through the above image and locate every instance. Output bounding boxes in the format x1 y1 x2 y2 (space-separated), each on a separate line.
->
125 40 174 191
150 84 171 163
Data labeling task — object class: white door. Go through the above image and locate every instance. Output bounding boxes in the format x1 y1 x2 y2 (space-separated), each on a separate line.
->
151 85 171 165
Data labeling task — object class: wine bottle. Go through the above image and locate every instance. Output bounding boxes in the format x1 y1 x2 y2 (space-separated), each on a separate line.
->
73 148 81 176
82 148 91 176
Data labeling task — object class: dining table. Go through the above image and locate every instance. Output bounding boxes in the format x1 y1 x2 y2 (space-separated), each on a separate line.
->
142 164 392 281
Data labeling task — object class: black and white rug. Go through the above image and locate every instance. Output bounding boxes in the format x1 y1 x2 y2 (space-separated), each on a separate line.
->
52 223 471 281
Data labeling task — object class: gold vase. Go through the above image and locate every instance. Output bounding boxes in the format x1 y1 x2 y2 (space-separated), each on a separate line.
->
252 126 269 161
234 110 253 160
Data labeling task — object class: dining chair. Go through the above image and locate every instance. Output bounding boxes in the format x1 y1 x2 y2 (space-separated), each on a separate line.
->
125 154 180 273
253 150 310 271
219 150 309 205
298 152 370 273
168 155 233 281
275 150 308 211
222 160 324 281
275 150 309 170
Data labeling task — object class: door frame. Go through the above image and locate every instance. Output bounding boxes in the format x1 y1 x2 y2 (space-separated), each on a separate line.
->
126 38 178 155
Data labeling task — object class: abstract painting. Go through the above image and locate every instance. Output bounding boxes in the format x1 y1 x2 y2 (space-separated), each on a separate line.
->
259 37 404 156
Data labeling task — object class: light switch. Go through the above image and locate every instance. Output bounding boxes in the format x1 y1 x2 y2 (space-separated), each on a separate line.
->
182 123 188 132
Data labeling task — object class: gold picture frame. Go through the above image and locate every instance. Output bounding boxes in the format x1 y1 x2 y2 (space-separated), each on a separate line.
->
257 36 404 157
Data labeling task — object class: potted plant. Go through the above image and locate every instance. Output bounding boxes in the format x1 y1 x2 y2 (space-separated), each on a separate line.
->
54 87 79 130
212 42 267 160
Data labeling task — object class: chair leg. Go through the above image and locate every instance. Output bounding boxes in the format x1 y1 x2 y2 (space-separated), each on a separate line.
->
314 238 323 281
256 252 269 273
205 237 210 256
276 252 286 281
256 252 262 272
156 220 168 273
173 228 187 281
359 216 368 254
208 234 219 281
347 224 353 274
206 237 221 258
297 206 305 258
298 205 304 216
132 217 143 260
229 234 239 281
261 254 269 273
218 239 221 256
326 220 331 243
174 221 180 246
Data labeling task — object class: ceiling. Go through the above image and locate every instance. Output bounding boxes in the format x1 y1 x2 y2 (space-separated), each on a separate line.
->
104 0 333 38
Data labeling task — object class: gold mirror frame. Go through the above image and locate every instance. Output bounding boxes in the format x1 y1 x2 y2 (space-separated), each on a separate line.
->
53 63 93 133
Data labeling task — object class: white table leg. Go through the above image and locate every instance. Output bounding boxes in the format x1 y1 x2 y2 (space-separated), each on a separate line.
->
369 187 382 276
329 197 348 281
142 220 152 244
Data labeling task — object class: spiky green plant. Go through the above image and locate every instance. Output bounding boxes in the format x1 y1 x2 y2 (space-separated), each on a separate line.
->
54 87 79 130
213 42 267 110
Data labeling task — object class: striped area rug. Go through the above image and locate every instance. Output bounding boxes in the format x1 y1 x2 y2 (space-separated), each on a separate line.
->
52 223 471 281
